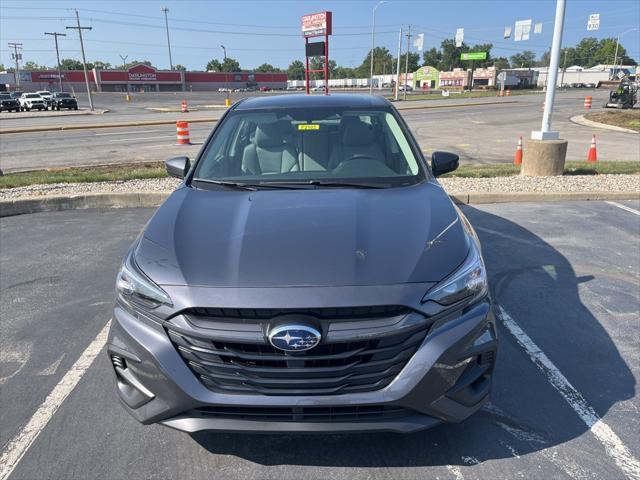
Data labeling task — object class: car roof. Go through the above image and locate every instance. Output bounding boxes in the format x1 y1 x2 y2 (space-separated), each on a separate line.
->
234 93 391 111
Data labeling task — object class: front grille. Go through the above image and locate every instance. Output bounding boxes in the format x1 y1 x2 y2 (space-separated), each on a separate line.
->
191 405 412 422
183 305 409 321
166 309 430 396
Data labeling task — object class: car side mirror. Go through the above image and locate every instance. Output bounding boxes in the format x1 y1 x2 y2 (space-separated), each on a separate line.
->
431 151 459 177
165 156 190 179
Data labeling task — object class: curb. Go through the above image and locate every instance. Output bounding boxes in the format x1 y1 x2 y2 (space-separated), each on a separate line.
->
394 100 517 111
570 115 638 134
0 117 220 135
2 190 639 218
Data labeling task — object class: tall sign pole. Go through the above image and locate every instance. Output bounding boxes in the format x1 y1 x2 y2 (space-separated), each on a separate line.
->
394 27 402 101
66 10 94 111
45 32 66 92
301 12 332 95
532 0 566 140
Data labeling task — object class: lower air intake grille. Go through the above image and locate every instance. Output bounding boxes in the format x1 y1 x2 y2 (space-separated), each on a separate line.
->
191 405 412 422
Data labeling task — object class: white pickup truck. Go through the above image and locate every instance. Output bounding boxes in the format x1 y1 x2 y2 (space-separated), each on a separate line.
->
19 93 48 111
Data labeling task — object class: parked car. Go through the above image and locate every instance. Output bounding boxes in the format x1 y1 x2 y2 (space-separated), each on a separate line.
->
36 90 53 107
51 92 78 110
0 93 21 112
582 82 596 89
19 93 47 111
9 91 23 99
108 94 496 435
570 83 583 88
398 84 413 91
259 85 271 92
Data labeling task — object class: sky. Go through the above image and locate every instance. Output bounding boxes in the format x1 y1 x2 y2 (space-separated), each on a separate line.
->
1 0 639 71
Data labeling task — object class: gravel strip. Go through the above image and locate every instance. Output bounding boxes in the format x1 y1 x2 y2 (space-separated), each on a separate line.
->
0 174 638 200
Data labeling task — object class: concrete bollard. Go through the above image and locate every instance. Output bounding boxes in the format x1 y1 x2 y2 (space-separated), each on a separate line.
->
521 139 568 176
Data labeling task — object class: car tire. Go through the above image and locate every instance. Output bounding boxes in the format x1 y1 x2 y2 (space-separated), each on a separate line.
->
74 106 78 110
26 107 31 111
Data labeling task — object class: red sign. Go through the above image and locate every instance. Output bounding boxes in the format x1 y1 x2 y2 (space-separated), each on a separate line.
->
301 11 332 38
127 64 157 81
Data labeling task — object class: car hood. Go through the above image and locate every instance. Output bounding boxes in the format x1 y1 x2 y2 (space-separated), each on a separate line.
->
136 182 469 288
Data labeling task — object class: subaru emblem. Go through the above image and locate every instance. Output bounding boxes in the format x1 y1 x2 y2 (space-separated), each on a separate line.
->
268 325 321 352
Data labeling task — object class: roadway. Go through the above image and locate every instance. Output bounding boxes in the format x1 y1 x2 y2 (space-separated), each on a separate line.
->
1 200 638 479
0 89 637 172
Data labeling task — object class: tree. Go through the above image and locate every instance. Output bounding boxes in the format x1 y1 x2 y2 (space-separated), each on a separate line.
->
422 48 442 68
287 60 305 80
206 59 223 71
333 66 356 79
537 50 551 67
356 47 394 78
23 61 48 70
469 43 493 68
255 63 280 72
0 64 5 71
438 38 470 71
401 52 421 73
309 57 336 80
174 64 187 71
220 57 240 72
91 61 112 70
60 58 84 70
493 57 510 70
509 50 536 68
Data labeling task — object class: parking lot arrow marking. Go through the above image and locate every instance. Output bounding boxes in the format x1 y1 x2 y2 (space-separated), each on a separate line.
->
496 305 640 480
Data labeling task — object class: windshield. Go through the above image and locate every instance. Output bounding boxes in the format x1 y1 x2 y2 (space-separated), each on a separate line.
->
55 93 71 98
37 91 51 95
192 106 425 188
26 94 41 99
0 94 10 99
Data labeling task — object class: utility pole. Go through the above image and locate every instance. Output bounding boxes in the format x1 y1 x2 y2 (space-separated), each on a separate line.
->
161 7 174 69
8 43 22 89
403 26 412 101
369 1 386 95
612 28 638 79
394 27 402 101
119 54 128 70
45 32 66 92
66 10 94 111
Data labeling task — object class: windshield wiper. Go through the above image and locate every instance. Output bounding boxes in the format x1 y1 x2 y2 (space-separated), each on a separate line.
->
191 178 311 190
265 180 386 189
191 178 258 190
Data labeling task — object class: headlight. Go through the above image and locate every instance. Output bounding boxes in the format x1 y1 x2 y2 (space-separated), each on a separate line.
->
422 240 487 306
116 252 172 309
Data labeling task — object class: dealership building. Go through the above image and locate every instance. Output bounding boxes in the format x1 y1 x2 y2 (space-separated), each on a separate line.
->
1 63 288 93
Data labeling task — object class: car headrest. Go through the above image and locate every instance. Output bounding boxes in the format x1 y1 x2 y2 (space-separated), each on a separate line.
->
341 118 374 146
255 122 284 148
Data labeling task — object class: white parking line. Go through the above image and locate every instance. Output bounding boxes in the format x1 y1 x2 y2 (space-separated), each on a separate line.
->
496 305 640 480
606 201 640 216
0 320 111 480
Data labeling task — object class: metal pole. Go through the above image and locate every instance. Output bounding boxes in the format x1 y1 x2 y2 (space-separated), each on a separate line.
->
324 32 329 95
66 10 94 111
394 27 402 101
305 37 310 95
8 43 22 89
161 7 173 69
369 2 385 95
560 49 567 87
533 0 565 139
45 32 66 92
403 26 411 101
220 45 227 61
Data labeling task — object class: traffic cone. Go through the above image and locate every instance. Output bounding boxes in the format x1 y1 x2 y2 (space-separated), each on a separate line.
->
514 136 523 166
181 100 188 113
176 121 191 145
587 134 597 163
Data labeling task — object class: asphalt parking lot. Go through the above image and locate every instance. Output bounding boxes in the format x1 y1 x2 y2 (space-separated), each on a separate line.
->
1 200 639 480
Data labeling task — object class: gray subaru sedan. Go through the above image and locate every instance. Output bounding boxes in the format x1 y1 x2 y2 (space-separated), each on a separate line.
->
108 94 497 434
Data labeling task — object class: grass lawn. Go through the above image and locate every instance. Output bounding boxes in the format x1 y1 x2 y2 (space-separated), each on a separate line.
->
1 161 637 189
585 110 640 132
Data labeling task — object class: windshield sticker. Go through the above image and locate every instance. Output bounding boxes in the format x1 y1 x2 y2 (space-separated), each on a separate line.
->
297 124 320 130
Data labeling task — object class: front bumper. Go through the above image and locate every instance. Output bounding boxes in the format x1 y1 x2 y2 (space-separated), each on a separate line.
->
107 290 496 434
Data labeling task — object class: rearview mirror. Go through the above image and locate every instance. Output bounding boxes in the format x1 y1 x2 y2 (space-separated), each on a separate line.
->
165 156 190 179
431 151 459 177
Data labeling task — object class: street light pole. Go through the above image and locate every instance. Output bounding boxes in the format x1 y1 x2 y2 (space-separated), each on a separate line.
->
45 32 66 92
161 7 174 69
369 1 386 95
394 27 402 101
66 10 94 111
532 0 565 140
220 45 227 61
612 28 638 79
